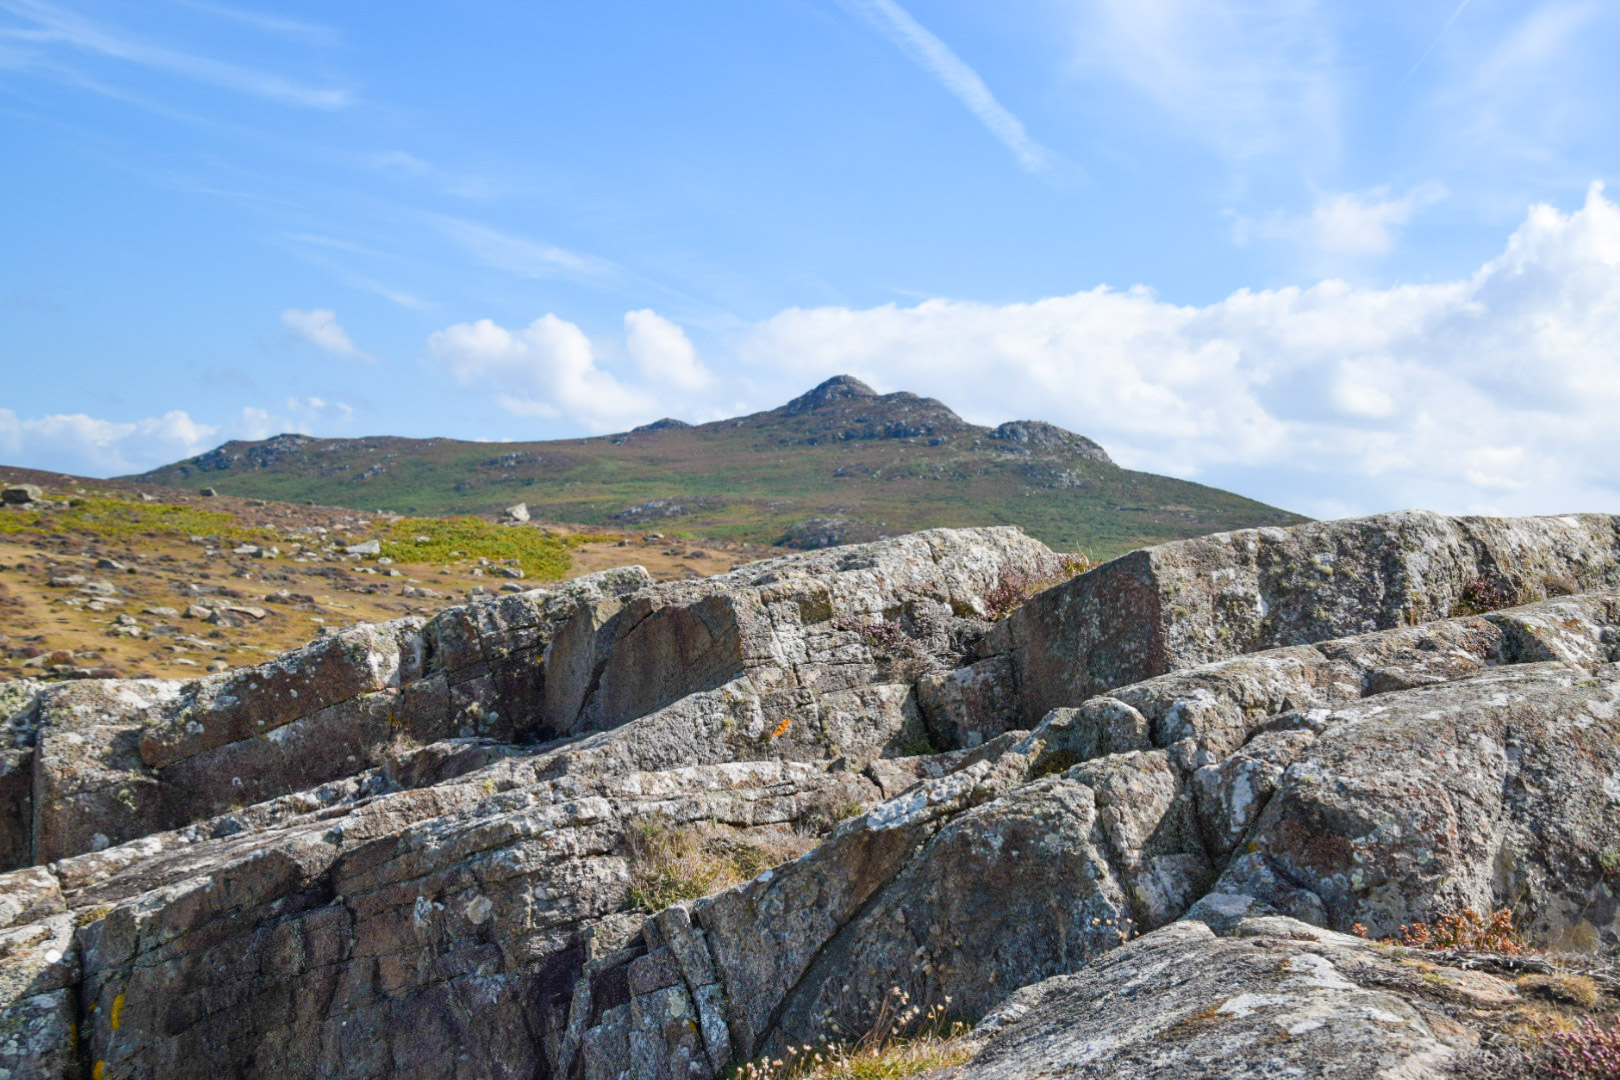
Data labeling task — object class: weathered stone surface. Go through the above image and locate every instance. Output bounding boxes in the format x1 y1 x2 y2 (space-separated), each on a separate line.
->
1 519 1616 1080
1 483 42 505
545 527 1063 738
7 567 655 868
1009 510 1620 720
916 655 1019 748
941 917 1512 1079
1208 660 1620 950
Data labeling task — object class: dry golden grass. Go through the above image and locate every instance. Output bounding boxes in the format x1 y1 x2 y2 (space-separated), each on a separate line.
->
730 991 975 1080
625 818 817 912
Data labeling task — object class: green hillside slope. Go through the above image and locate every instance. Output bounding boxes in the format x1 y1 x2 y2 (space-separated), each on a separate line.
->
130 376 1306 559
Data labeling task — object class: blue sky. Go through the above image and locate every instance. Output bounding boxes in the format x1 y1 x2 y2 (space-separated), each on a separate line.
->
4 0 1620 519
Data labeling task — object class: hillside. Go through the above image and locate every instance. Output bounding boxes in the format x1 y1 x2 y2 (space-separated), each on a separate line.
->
0 469 775 683
130 375 1306 559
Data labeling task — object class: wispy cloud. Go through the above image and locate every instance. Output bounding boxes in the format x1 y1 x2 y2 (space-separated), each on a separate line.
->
425 213 617 281
1066 0 1340 166
0 0 353 108
169 0 340 48
1419 1 1607 185
842 0 1064 176
281 308 375 361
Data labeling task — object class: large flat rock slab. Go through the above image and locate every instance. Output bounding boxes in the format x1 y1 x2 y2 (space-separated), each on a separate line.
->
1009 510 1620 719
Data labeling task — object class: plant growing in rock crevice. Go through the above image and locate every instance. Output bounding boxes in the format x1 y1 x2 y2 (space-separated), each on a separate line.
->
983 553 1095 622
1453 576 1522 617
729 988 973 1080
624 818 816 913
1355 906 1525 953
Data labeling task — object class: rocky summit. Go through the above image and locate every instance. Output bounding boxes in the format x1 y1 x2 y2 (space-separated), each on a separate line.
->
2 511 1619 1079
127 376 1304 560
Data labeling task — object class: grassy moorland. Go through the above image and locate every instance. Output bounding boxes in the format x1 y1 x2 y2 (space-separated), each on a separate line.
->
131 377 1306 560
0 469 774 682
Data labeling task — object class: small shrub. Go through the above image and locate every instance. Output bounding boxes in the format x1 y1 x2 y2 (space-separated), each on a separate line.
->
1546 1014 1620 1078
1354 907 1524 953
729 988 974 1080
625 818 815 913
1453 577 1521 617
983 554 1095 622
1599 850 1620 882
900 735 938 757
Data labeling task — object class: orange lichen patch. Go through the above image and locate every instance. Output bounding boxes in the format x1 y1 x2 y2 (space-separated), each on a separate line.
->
92 1062 105 1080
769 717 793 739
109 992 125 1031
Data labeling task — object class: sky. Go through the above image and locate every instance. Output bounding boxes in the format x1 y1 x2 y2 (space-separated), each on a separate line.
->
3 0 1620 520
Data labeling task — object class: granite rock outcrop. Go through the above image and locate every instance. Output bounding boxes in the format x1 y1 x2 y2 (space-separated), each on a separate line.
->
1 513 1617 1079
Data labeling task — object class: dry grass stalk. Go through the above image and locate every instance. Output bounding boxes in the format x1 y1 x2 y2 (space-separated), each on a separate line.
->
730 988 975 1080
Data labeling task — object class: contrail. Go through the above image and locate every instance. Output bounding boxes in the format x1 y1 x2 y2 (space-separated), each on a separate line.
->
1397 0 1473 88
843 0 1059 174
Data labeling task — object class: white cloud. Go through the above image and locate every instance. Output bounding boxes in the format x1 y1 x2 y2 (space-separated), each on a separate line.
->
0 407 217 475
1236 183 1447 257
428 314 660 431
843 0 1063 175
285 396 355 426
0 398 368 476
280 308 374 361
624 309 712 391
736 182 1620 519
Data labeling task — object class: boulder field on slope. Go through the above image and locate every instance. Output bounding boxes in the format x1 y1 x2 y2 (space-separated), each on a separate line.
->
0 514 1615 1079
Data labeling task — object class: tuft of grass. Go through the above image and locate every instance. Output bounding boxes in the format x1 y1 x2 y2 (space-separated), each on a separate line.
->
625 818 815 913
1517 974 1602 1010
375 517 579 579
729 989 974 1080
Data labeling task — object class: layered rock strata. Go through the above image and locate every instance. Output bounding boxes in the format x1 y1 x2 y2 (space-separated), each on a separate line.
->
1 514 1616 1079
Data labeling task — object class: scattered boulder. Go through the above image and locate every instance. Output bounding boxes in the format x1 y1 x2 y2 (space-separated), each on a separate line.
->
503 502 530 522
1 483 42 505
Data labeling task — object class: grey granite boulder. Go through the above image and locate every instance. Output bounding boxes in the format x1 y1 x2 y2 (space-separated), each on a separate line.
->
1008 510 1620 720
941 917 1514 1079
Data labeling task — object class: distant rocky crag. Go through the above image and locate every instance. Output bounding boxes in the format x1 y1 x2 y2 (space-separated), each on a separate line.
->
128 375 1304 559
2 511 1619 1078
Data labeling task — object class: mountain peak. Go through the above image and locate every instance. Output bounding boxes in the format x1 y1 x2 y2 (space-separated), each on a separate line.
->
782 375 878 415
